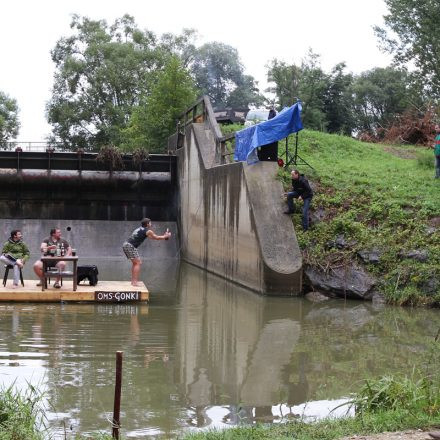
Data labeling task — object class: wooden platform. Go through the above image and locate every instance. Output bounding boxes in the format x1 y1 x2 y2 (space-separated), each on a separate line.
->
0 280 149 303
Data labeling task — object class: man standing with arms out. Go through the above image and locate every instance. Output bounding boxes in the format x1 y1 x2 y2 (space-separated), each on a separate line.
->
0 230 30 288
284 169 313 231
33 228 71 288
434 124 440 179
123 218 171 287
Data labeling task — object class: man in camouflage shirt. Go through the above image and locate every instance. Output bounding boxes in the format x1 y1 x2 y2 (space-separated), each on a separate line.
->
1 229 30 288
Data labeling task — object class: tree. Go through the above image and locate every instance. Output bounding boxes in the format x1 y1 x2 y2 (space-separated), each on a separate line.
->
226 75 264 108
190 42 262 108
322 63 355 135
47 14 166 149
122 56 197 152
351 67 419 134
374 0 440 97
158 28 198 68
266 59 302 108
0 91 20 146
266 51 329 131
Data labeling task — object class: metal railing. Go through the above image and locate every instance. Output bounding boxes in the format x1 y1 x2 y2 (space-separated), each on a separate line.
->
172 95 237 165
0 141 67 153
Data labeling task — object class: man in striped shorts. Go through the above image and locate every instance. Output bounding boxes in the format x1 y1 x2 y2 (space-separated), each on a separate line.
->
123 218 171 286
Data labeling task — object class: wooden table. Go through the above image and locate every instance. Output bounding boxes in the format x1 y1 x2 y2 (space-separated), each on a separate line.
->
41 256 78 291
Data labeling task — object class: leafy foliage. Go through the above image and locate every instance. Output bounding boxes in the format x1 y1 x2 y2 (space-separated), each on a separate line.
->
0 383 45 440
47 14 166 149
267 50 332 131
191 42 263 108
267 54 428 140
374 0 440 98
323 63 355 135
122 56 196 152
351 67 423 136
0 91 20 145
47 15 264 150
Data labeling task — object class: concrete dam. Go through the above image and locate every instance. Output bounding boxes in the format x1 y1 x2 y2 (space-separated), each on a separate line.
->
0 97 302 295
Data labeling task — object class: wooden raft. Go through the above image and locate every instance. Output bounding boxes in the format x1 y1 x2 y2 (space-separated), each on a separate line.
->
0 280 149 303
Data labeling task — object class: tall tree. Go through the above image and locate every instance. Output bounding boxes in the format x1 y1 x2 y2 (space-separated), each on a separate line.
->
374 0 440 97
266 51 329 130
122 56 197 152
266 59 302 108
0 91 20 146
47 14 165 149
323 63 355 135
191 42 262 108
351 67 417 133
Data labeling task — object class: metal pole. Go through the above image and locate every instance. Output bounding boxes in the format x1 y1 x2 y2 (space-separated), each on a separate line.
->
294 132 299 164
112 351 123 439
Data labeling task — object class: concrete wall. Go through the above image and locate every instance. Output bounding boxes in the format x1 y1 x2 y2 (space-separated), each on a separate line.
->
0 219 179 293
176 123 302 295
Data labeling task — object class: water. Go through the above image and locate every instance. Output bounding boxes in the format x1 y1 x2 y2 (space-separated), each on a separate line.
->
0 261 438 438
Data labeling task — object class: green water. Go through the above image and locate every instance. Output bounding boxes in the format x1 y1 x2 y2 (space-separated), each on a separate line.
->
0 261 438 438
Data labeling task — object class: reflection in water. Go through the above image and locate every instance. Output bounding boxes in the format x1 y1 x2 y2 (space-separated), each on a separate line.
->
0 261 438 438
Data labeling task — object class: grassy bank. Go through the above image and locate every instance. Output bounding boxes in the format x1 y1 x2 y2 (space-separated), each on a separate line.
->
183 410 440 440
226 125 440 305
285 130 440 305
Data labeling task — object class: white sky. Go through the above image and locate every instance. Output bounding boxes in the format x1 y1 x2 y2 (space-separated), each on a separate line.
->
0 0 391 142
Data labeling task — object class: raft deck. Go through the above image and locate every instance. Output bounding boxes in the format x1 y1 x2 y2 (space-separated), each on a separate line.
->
0 280 149 303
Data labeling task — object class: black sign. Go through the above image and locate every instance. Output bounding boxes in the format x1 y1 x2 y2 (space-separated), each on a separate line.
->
94 291 141 302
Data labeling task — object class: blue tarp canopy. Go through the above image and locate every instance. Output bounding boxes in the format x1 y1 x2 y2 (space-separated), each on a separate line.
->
234 102 303 163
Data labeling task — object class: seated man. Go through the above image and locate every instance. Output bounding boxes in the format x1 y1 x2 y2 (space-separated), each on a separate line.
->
33 227 71 288
0 229 30 288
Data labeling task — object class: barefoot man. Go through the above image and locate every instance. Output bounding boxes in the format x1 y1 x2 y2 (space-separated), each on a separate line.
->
122 218 171 287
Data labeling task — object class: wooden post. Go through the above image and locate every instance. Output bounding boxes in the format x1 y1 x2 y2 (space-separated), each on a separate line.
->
112 351 123 439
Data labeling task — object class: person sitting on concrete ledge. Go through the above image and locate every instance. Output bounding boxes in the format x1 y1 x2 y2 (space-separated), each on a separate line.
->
33 228 71 288
0 229 30 288
123 218 171 287
284 169 313 231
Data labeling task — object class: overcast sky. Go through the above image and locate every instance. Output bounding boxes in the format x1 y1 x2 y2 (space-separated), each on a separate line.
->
1 0 391 142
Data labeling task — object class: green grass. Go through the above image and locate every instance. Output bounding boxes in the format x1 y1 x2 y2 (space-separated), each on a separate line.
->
182 410 440 440
217 125 440 304
0 383 115 440
275 130 440 306
0 383 46 440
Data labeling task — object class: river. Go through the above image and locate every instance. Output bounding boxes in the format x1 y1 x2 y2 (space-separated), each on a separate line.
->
0 259 438 439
